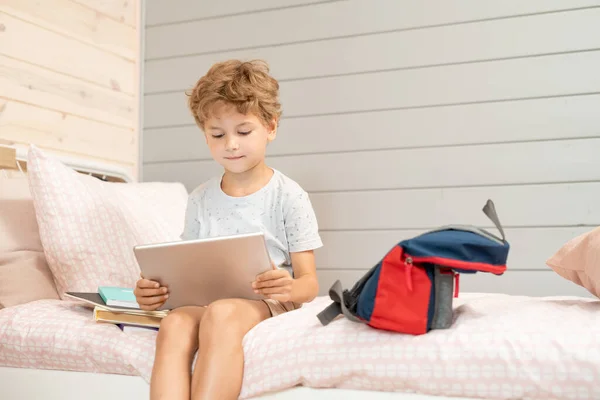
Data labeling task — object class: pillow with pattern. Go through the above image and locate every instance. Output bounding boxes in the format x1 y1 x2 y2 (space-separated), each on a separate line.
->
27 145 188 297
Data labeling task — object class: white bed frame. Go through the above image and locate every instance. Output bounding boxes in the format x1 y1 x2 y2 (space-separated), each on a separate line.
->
13 146 133 183
0 366 468 400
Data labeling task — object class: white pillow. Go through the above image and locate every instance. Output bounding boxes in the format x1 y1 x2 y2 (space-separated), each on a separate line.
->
27 145 188 297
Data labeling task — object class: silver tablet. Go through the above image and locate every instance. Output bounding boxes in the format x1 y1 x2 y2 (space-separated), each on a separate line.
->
133 232 273 310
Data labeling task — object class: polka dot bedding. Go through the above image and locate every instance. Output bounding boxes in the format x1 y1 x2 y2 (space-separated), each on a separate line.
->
0 293 598 400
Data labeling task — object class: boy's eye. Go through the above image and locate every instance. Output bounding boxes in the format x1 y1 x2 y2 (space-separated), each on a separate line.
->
211 134 224 138
238 131 251 135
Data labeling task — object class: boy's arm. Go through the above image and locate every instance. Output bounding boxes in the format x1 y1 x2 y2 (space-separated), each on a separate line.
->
253 187 322 303
289 250 319 303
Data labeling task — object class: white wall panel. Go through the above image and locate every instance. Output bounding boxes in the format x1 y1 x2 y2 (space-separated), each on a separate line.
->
142 2 600 297
145 0 600 59
145 8 600 94
145 0 335 26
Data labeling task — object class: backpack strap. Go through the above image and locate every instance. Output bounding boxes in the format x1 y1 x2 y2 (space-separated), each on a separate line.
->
316 280 365 325
482 199 506 242
317 263 379 326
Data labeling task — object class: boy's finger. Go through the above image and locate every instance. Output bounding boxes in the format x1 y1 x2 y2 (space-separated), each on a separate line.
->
253 277 290 289
138 279 160 289
137 294 169 305
256 270 285 281
134 287 168 297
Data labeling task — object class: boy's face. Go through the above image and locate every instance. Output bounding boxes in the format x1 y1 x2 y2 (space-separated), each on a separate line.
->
203 103 276 174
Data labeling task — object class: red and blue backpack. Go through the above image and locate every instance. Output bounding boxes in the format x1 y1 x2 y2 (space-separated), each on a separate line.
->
317 200 510 335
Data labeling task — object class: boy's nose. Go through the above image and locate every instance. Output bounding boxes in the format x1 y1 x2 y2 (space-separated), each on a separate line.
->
225 137 239 151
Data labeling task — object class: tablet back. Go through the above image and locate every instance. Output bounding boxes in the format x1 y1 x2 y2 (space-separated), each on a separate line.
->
134 232 272 309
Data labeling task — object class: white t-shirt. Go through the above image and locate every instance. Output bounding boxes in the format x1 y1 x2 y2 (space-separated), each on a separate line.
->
180 169 323 275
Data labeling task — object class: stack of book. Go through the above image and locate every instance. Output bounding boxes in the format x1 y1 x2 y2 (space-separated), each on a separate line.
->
65 286 168 331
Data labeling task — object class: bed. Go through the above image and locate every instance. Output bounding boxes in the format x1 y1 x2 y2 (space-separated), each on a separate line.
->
1 293 600 400
1 145 599 400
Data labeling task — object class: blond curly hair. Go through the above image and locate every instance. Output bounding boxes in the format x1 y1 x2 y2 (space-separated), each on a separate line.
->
186 59 282 130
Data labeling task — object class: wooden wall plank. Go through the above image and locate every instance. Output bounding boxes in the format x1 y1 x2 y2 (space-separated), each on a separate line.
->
0 99 135 164
145 0 334 26
143 94 600 163
142 138 600 192
70 0 136 27
1 0 136 60
143 125 208 162
0 12 135 95
315 227 590 271
315 269 596 298
269 138 600 192
279 51 600 118
0 55 134 128
144 0 600 59
144 51 600 128
309 183 600 230
144 8 600 94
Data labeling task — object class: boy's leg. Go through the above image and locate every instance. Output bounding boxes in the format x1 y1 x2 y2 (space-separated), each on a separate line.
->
191 298 272 400
151 306 206 400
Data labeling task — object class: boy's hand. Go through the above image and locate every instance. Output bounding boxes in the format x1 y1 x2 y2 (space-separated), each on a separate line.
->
134 275 169 311
252 268 293 303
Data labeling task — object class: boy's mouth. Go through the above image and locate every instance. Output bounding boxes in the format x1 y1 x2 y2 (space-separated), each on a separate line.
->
225 155 245 160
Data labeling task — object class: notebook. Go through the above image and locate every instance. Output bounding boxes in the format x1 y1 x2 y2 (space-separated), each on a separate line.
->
98 286 139 308
65 291 168 317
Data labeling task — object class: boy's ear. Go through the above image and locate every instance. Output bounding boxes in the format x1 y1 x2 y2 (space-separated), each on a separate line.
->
267 118 278 141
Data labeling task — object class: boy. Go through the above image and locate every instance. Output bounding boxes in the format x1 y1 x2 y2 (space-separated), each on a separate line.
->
133 60 322 400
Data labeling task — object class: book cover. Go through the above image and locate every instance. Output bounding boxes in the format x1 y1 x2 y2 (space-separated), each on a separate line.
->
98 286 139 308
94 307 164 328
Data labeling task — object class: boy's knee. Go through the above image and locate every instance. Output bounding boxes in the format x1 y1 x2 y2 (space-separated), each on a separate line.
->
201 299 239 330
157 310 200 349
200 299 268 340
200 299 257 340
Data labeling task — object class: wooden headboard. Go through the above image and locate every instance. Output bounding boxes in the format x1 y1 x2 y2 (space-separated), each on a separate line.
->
0 145 133 183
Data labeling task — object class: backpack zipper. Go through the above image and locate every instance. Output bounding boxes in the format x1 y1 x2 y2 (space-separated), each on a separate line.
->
418 225 505 245
405 256 413 291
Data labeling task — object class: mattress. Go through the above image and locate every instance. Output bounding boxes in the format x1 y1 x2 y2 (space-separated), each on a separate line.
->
0 366 470 400
1 293 599 399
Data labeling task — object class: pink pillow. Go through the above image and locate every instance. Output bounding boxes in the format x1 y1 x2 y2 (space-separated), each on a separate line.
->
546 227 600 298
0 176 60 308
26 146 189 297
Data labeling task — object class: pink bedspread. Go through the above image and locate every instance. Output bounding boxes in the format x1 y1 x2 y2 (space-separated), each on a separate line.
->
1 293 599 399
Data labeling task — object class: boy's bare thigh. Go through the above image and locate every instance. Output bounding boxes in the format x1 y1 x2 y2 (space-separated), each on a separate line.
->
162 298 299 331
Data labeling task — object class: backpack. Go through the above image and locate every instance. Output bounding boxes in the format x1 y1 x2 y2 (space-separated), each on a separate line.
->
316 199 510 335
